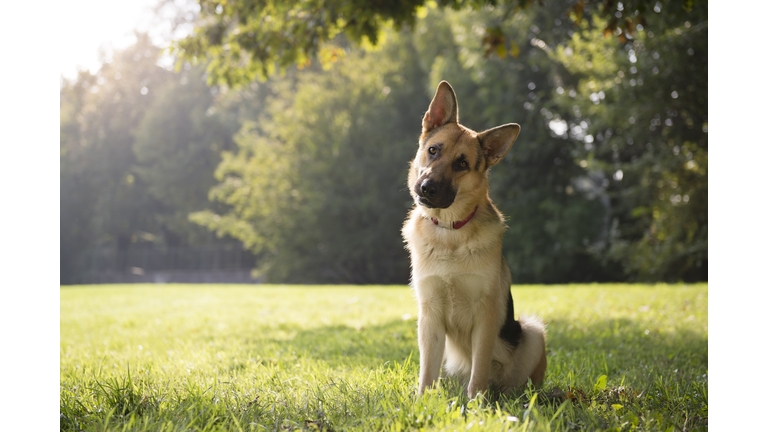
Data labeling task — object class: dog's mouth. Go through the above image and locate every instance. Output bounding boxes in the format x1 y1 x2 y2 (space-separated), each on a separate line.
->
416 196 436 208
416 192 456 209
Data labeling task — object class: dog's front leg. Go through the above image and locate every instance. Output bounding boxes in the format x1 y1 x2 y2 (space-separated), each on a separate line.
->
467 295 499 399
417 299 445 394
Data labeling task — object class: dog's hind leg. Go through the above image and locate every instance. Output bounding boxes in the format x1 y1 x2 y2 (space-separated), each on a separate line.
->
529 340 547 386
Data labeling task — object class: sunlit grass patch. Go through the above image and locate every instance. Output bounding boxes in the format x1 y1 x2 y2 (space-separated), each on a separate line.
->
61 283 707 431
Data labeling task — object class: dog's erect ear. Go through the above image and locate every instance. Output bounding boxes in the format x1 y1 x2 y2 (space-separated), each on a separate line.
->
422 81 458 134
477 123 521 166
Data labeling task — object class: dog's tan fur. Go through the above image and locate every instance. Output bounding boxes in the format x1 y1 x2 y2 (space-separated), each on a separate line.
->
402 81 547 398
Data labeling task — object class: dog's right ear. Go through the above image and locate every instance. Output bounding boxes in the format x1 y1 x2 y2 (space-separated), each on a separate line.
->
422 81 458 134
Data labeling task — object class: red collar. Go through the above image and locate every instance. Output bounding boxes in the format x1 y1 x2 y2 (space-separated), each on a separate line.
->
431 206 478 229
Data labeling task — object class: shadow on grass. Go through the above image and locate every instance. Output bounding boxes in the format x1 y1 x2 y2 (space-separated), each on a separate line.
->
544 317 707 383
243 315 707 382
243 319 419 369
236 316 707 429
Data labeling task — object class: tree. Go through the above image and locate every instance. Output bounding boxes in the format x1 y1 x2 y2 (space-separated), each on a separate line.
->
60 34 250 283
174 0 704 86
547 10 707 280
61 1 706 284
189 1 706 283
61 34 172 282
190 5 624 284
190 34 428 283
132 64 241 246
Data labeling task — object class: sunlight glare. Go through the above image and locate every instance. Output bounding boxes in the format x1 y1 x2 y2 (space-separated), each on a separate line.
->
549 119 568 136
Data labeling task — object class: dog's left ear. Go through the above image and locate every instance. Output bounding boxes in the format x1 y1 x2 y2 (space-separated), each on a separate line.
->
477 123 521 166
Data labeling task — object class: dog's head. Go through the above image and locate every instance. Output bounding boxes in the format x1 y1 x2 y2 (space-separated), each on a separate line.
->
408 81 520 213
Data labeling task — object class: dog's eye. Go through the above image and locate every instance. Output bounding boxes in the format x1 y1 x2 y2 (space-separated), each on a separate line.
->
428 146 437 155
460 160 468 168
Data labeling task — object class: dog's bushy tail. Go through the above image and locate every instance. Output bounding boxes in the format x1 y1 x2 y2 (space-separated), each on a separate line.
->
512 314 547 387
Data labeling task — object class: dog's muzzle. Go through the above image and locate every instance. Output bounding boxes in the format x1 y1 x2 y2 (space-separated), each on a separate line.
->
415 178 456 209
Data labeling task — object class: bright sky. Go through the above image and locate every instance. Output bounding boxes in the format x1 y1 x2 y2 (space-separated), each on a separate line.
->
60 0 167 80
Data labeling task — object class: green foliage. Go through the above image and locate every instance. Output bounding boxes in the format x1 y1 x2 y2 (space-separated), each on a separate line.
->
60 34 248 283
61 1 707 284
191 34 431 283
192 6 635 283
174 0 702 86
547 10 708 281
174 0 427 85
415 7 616 282
132 65 241 245
185 2 707 283
60 34 174 282
61 283 708 431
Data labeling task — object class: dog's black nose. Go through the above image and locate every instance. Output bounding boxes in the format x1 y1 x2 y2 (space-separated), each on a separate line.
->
421 180 437 198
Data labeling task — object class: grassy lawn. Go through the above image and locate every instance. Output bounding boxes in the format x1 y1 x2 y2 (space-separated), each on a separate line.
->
60 284 707 431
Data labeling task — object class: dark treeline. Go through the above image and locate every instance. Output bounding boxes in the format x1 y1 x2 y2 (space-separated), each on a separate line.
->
60 1 707 285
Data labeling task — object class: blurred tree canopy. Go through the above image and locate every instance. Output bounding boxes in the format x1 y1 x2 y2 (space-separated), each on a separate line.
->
61 0 706 284
548 11 707 280
191 41 426 282
61 35 172 282
60 34 245 283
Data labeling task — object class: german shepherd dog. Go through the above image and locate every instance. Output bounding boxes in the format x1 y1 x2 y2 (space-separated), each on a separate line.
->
402 81 547 398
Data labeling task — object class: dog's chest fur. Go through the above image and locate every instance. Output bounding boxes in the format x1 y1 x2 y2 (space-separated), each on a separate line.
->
405 204 504 268
403 205 508 338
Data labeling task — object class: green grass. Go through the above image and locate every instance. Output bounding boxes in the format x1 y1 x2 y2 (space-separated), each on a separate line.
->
60 284 707 431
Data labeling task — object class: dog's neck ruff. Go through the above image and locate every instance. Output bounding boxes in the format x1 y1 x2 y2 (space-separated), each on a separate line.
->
428 206 479 230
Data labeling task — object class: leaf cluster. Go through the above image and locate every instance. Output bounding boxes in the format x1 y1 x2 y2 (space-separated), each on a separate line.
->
174 0 703 87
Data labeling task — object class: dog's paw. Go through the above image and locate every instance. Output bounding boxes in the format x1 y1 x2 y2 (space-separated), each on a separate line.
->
467 383 489 401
